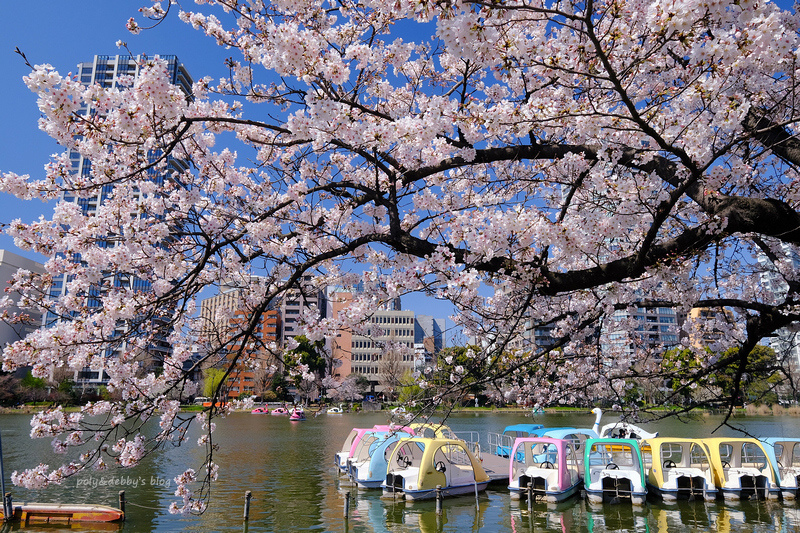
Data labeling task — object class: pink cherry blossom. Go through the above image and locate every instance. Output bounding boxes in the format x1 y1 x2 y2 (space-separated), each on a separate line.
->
1 0 799 513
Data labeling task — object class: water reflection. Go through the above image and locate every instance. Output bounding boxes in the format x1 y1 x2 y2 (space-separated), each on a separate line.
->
586 505 650 532
4 412 800 532
509 497 577 532
346 488 491 533
649 499 716 531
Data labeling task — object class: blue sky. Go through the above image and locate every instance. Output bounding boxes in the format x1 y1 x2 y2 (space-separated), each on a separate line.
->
0 2 461 339
0 1 232 260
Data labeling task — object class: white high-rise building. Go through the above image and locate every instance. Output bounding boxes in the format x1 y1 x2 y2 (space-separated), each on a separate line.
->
759 242 800 371
281 275 327 343
605 304 681 355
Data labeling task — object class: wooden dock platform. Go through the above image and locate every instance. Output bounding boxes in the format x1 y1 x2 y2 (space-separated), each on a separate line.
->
477 451 510 483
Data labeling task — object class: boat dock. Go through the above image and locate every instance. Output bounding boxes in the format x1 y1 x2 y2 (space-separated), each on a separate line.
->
477 450 510 483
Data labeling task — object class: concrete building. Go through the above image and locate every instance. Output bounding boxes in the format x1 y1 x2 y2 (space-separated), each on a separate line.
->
605 303 681 354
199 280 279 348
685 307 736 349
223 308 282 399
326 286 422 394
759 243 800 373
327 288 353 379
281 275 327 343
0 250 45 369
44 55 193 388
199 280 283 398
350 308 416 396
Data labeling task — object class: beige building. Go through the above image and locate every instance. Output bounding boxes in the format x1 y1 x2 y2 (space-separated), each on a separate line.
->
686 307 736 349
328 289 354 379
199 282 250 347
348 308 416 396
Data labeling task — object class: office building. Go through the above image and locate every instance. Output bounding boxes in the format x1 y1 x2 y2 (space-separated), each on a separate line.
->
759 242 800 372
44 55 193 388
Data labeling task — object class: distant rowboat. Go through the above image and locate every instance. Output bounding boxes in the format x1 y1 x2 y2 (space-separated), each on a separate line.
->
1 502 124 523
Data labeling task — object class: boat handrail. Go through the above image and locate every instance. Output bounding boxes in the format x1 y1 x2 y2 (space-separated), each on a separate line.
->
454 431 480 446
487 431 514 454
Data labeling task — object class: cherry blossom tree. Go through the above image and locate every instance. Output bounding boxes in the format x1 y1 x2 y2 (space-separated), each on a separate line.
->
3 0 800 512
321 375 364 402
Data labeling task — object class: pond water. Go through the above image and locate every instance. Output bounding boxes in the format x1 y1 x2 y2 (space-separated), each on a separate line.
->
2 410 800 532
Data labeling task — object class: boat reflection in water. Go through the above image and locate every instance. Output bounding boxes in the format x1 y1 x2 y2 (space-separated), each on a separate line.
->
347 477 796 533
508 497 579 532
349 490 491 533
361 487 800 533
510 496 792 533
585 503 650 532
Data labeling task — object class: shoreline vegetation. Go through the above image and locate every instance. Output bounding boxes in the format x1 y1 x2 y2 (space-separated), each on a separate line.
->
2 403 799 416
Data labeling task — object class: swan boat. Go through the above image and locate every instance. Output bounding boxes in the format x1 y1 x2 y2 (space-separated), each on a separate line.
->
382 438 490 500
591 408 658 442
703 437 779 501
584 438 647 505
643 437 717 501
289 407 306 421
270 407 289 416
250 406 270 414
762 437 800 499
508 436 584 502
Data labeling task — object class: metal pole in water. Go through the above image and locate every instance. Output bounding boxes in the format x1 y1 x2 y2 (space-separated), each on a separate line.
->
436 485 443 515
243 491 252 521
118 491 126 519
3 493 11 522
527 480 533 503
0 431 8 521
343 491 350 520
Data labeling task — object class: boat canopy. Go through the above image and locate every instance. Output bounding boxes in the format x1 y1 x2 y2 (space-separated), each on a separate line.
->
501 424 545 438
387 437 490 492
761 437 800 485
509 436 584 492
702 437 778 481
